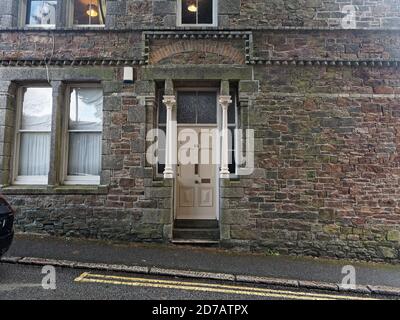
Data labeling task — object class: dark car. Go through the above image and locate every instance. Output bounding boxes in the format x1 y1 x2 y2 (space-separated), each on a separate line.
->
0 195 14 257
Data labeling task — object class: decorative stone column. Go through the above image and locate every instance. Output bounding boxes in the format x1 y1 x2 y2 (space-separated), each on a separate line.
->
48 81 65 186
219 95 232 179
0 81 16 187
162 95 176 179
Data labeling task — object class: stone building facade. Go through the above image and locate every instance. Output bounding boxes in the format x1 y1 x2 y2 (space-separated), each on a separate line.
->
1 0 400 262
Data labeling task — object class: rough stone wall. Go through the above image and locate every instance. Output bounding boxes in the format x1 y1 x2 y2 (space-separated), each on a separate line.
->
236 0 400 28
107 0 400 29
1 0 400 262
0 67 173 242
2 0 400 29
253 30 400 61
0 32 143 60
0 0 18 28
221 66 400 262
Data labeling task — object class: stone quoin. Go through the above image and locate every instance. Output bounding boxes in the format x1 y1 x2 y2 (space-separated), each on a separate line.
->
1 0 400 262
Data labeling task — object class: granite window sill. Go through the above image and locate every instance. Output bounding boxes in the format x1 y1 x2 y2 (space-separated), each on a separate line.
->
0 185 109 195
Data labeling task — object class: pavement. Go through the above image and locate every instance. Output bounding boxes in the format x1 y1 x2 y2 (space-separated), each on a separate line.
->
2 233 400 297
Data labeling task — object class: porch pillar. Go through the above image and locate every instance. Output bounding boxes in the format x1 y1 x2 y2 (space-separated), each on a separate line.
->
219 81 232 179
162 95 176 179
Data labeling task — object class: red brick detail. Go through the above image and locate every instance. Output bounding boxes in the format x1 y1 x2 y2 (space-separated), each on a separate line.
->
150 40 246 65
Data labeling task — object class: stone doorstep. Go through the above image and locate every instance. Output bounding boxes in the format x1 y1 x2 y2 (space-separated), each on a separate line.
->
1 256 400 298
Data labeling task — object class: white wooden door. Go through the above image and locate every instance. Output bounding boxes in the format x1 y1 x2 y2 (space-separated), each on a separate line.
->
176 127 217 220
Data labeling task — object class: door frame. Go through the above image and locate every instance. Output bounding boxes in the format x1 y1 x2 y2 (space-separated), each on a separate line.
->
173 87 221 221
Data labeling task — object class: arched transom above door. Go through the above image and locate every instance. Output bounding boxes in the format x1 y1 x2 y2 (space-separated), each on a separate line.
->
144 32 251 65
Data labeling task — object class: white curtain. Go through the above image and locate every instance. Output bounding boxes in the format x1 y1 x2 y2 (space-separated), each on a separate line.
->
19 132 51 176
68 132 101 176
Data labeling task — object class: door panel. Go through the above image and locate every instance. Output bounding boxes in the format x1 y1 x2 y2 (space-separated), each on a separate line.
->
176 126 217 220
199 187 213 207
179 187 194 207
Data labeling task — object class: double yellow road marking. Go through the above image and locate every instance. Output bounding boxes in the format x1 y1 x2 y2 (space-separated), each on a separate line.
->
74 272 377 300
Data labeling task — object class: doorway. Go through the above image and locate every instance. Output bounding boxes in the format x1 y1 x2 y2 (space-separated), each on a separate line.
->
174 89 219 221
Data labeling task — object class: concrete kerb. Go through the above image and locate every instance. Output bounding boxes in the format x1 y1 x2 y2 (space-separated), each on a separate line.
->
2 256 400 297
150 267 235 281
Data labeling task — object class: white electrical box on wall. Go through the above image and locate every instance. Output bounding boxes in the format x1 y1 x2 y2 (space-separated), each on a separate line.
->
123 67 134 84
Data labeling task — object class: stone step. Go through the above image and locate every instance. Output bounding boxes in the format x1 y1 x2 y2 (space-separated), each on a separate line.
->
171 239 220 245
174 219 219 229
173 228 220 240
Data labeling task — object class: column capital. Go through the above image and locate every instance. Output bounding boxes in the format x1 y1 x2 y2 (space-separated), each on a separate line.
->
218 95 232 110
162 95 176 109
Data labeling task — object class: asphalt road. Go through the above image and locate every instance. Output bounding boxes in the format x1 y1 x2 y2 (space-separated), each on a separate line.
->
8 234 400 289
0 262 387 301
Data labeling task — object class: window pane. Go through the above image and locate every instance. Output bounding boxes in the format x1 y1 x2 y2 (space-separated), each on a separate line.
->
158 89 166 124
228 91 236 124
74 0 106 25
198 0 213 24
228 128 236 174
69 88 103 131
26 0 57 25
19 132 51 176
157 126 166 174
159 102 166 124
197 92 217 124
177 92 197 123
21 88 52 131
68 132 102 176
181 0 197 24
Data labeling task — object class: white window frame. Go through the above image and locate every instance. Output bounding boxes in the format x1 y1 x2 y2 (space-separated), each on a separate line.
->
20 0 57 29
13 86 52 185
68 0 106 28
177 0 218 27
62 84 103 186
